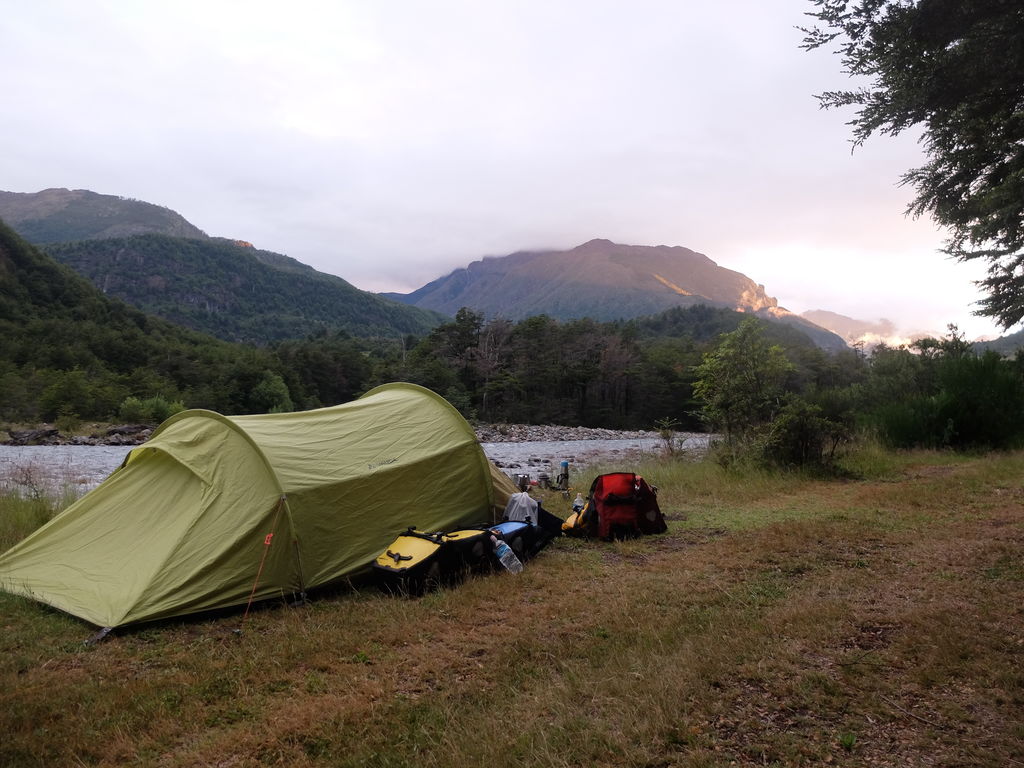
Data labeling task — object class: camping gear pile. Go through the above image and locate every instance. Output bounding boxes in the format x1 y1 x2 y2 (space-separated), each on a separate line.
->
562 472 666 540
372 492 564 594
374 474 667 596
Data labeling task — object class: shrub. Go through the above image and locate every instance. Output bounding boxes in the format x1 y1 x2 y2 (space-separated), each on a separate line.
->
54 406 81 435
871 351 1024 450
144 396 185 424
118 396 148 423
758 398 849 469
117 395 186 425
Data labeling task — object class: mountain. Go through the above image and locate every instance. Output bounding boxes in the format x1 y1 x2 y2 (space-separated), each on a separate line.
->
44 235 446 343
800 310 897 343
630 304 844 353
973 328 1024 356
386 239 847 351
0 188 446 343
0 188 208 242
799 309 941 349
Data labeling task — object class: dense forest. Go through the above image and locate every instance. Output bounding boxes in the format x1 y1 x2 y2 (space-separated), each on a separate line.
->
370 306 838 430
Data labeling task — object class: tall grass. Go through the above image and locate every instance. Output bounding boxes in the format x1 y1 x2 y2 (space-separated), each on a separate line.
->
0 494 57 553
0 462 80 552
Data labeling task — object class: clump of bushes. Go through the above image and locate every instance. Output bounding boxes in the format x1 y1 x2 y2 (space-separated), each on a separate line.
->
117 395 185 425
694 318 853 471
872 351 1024 450
693 320 1024 471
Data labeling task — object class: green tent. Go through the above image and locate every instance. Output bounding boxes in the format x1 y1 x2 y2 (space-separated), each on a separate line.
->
0 383 518 628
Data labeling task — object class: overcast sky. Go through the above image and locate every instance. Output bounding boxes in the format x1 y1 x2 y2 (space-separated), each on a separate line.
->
2 1 1004 340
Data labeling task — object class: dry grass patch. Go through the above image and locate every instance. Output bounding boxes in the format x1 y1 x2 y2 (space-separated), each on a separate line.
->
2 451 1023 766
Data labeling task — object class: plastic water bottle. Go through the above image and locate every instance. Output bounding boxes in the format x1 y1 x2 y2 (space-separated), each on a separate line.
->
572 493 585 513
491 535 523 574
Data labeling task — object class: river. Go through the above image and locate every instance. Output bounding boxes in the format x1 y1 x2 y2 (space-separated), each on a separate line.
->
0 434 710 498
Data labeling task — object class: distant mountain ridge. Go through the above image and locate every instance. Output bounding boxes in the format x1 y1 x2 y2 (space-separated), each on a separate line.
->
0 188 208 242
1 190 846 349
798 309 915 348
973 328 1024 356
386 239 847 350
0 188 446 343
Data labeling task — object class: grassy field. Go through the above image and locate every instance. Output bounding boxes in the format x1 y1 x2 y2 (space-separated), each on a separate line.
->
2 450 1023 767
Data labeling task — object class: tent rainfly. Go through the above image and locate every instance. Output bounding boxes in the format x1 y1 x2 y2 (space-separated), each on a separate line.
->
0 383 518 628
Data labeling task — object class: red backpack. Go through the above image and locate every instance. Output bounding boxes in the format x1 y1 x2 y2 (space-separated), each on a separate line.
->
571 472 667 540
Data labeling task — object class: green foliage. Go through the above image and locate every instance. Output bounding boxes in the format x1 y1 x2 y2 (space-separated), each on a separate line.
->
117 396 148 423
117 396 185 424
803 0 1024 327
250 371 294 414
377 310 699 429
851 326 1024 450
54 406 81 435
37 369 108 421
442 386 476 421
0 486 67 553
872 350 1024 450
273 330 370 409
758 396 849 469
370 306 863 432
691 318 854 470
693 318 793 446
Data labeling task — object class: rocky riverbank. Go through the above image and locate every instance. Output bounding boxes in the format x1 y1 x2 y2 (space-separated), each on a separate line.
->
476 424 710 477
5 422 695 447
474 423 668 443
4 425 153 446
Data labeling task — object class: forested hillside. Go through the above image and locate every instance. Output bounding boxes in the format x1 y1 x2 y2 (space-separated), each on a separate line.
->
0 221 372 422
44 235 446 343
973 328 1024 357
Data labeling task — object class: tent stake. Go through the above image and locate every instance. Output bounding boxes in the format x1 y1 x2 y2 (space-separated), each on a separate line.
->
84 626 112 646
292 538 307 605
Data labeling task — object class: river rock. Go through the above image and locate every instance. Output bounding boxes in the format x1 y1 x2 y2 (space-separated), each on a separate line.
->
7 428 61 446
474 423 664 443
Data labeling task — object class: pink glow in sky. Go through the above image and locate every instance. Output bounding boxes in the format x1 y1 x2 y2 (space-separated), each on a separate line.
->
2 0 1005 340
